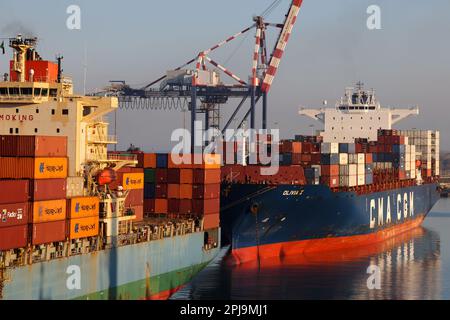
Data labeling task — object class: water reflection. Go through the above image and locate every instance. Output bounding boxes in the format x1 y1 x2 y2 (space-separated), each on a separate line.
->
172 200 450 300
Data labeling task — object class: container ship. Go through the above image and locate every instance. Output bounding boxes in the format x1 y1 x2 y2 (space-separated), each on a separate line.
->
0 35 220 299
220 83 440 264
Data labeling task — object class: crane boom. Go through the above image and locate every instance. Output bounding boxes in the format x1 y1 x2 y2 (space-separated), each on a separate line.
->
261 0 303 93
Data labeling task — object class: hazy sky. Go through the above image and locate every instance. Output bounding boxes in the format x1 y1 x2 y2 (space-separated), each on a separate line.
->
1 0 450 151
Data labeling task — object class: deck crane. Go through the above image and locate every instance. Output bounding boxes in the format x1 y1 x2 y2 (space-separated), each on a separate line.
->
103 0 303 151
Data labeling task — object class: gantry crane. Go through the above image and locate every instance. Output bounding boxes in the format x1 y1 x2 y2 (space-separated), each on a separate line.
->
99 0 304 151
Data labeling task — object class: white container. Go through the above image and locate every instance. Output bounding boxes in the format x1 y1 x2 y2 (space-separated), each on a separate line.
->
357 175 365 186
357 164 365 175
349 164 357 175
339 153 348 165
66 176 85 198
349 175 357 187
357 153 365 164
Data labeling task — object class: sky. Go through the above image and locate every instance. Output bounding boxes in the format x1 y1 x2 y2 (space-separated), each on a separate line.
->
1 0 450 152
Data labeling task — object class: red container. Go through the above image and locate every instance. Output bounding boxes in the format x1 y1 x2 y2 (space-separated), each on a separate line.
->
134 153 157 168
193 169 221 184
144 199 155 214
320 175 339 188
180 184 193 199
0 224 28 250
168 199 180 214
193 198 220 215
179 199 193 214
155 184 168 198
192 184 220 199
0 180 29 204
30 179 66 201
156 169 168 183
167 169 181 184
321 165 339 177
168 184 180 199
310 153 321 165
180 169 193 184
0 135 67 157
31 220 66 245
203 213 220 230
125 189 144 207
154 199 168 214
280 141 302 154
0 202 29 227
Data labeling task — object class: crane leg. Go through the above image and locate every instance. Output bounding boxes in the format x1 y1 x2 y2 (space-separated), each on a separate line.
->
191 86 197 153
262 92 267 130
250 86 256 130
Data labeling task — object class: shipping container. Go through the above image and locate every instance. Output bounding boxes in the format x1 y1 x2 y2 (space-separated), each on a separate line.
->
320 176 339 188
179 199 193 214
180 184 193 199
154 199 168 214
155 184 168 198
167 169 181 184
0 224 28 250
144 199 155 214
68 216 99 240
203 213 220 230
0 135 67 157
141 153 157 168
156 153 168 168
193 198 220 215
0 180 29 204
155 169 168 183
193 169 221 184
32 199 66 223
339 153 348 165
321 165 339 177
30 179 66 201
280 141 302 154
320 154 339 165
180 169 194 184
130 205 144 222
321 142 339 154
31 220 66 245
192 184 221 199
144 168 156 183
168 199 180 213
67 197 99 219
125 189 144 207
0 202 29 227
122 172 144 190
168 184 180 199
0 157 68 179
144 183 156 199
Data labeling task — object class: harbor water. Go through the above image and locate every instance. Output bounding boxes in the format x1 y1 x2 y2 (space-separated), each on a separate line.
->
171 198 450 300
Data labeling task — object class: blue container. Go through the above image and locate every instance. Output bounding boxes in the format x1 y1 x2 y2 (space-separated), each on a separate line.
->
339 143 355 153
373 153 378 162
305 167 320 179
365 164 374 173
384 153 393 162
365 173 373 185
393 145 406 154
156 153 168 168
280 153 292 165
144 183 156 199
321 153 339 165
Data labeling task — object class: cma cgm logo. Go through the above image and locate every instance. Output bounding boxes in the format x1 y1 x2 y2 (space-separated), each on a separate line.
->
369 192 414 229
39 162 45 173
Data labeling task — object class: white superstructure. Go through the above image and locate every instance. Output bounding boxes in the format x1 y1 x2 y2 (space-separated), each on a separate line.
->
299 83 419 143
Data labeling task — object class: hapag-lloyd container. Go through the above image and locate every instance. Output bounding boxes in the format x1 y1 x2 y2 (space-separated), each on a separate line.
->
68 216 99 240
30 179 67 201
0 135 67 157
0 157 68 179
0 224 28 250
122 172 144 190
0 202 29 227
0 180 29 204
66 196 99 219
31 220 66 245
32 199 66 223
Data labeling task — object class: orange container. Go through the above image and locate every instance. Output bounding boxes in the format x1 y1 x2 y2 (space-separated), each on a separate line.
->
32 199 67 223
179 184 193 199
180 169 193 184
154 199 168 214
0 157 68 179
68 216 99 240
143 153 157 168
67 196 99 219
122 172 144 190
193 169 221 184
168 184 180 199
365 153 373 164
203 213 220 230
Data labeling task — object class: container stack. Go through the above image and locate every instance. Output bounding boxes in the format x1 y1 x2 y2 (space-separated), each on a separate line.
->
109 166 145 221
66 196 100 240
141 153 221 231
0 135 69 249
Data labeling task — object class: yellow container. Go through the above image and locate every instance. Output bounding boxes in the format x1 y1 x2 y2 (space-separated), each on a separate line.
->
67 196 99 219
34 157 68 179
122 173 144 190
68 216 99 240
33 199 67 223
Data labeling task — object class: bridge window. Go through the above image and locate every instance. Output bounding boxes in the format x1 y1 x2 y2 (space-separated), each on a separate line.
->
10 87 19 95
15 128 19 134
49 89 58 97
62 109 69 115
36 109 39 114
34 128 38 133
51 109 55 115
34 88 41 96
16 109 19 113
56 128 60 133
42 89 48 96
9 128 13 134
0 88 7 95
20 88 32 95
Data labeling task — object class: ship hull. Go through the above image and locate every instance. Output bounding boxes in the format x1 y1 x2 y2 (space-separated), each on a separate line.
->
220 183 439 264
1 230 219 300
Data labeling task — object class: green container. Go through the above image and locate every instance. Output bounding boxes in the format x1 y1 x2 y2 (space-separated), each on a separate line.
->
144 168 156 183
